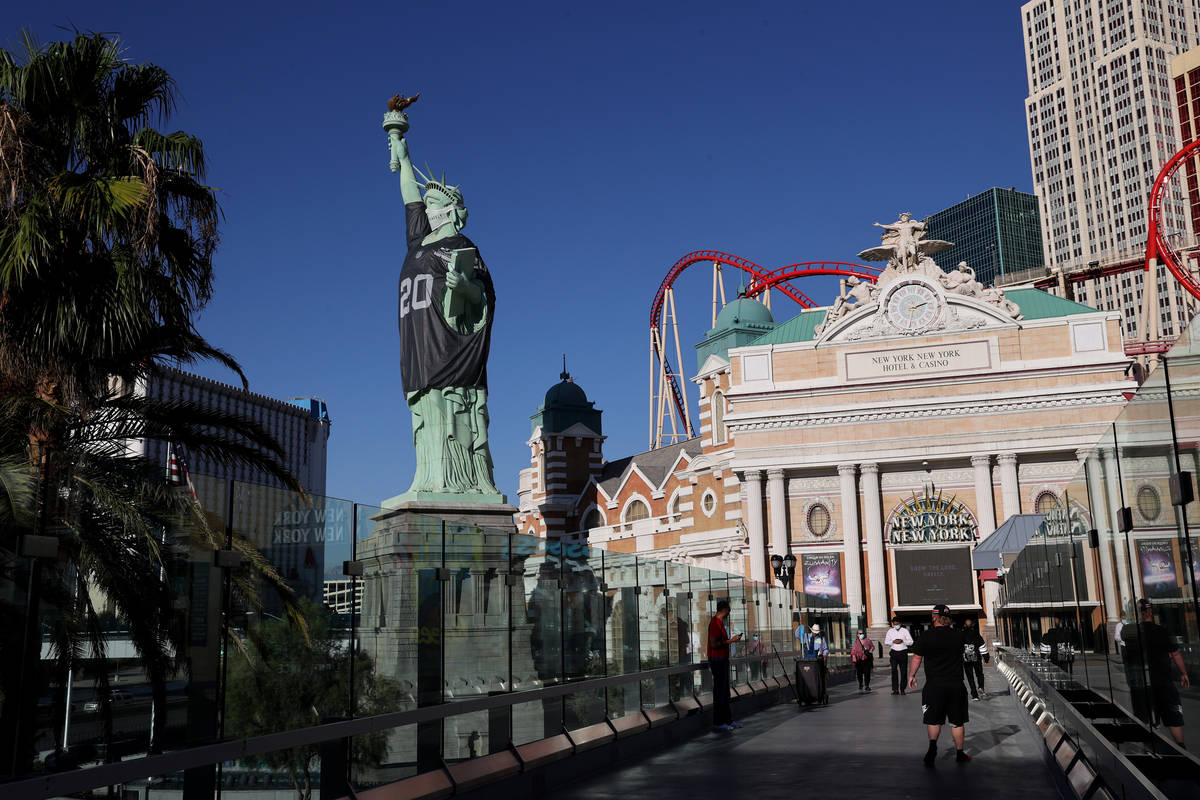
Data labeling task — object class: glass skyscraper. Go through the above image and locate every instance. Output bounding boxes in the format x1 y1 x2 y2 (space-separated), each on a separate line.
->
923 187 1043 287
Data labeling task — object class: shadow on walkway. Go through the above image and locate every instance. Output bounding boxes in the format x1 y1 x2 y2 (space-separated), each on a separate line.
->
551 666 1060 799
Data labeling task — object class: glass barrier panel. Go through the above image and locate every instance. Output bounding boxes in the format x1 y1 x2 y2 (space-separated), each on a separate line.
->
562 540 604 730
688 566 713 697
222 484 358 759
1117 349 1200 756
512 533 561 741
354 509 443 779
1161 339 1200 758
441 521 510 762
636 557 670 708
221 750 321 799
602 551 640 719
665 562 692 700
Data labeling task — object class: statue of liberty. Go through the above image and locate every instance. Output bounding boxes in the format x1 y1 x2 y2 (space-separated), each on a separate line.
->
383 95 503 502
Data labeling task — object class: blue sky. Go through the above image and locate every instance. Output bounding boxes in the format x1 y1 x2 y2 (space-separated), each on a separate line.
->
13 2 1036 506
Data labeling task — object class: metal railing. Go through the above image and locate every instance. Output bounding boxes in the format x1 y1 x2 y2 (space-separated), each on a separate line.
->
3 649 815 799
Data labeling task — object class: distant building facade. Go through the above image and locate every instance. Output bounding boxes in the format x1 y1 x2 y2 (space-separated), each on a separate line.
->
133 366 330 495
1171 45 1200 245
1022 0 1200 270
1018 0 1200 341
517 255 1136 647
922 188 1043 287
128 366 335 608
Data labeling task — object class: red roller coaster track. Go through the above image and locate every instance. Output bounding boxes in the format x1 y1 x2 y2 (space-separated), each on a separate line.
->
649 251 881 443
1147 135 1200 302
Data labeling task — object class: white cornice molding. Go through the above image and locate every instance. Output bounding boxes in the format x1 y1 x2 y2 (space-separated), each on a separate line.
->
724 361 1131 399
727 391 1127 432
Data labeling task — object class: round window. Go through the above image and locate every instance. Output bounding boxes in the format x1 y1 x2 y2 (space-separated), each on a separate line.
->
807 503 831 537
1137 485 1162 522
702 491 717 515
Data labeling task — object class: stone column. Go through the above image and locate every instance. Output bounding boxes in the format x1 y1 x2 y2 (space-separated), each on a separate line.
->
971 455 996 537
743 470 767 583
766 468 788 559
982 580 1002 632
1080 449 1118 622
861 463 887 626
1100 448 1133 613
997 453 1021 520
838 464 864 626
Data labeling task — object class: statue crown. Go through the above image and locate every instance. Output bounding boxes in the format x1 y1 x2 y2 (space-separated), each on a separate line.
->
414 165 463 207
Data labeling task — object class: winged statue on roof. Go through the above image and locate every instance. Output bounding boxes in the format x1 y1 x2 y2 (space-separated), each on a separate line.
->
858 212 953 270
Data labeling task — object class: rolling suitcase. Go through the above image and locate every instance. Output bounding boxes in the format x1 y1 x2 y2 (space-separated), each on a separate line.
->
794 658 827 707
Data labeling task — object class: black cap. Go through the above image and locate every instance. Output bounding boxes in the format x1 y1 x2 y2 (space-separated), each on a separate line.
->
1137 598 1152 610
932 603 952 616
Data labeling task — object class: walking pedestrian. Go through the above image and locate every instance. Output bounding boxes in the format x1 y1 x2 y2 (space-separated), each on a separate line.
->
885 616 913 695
748 633 767 681
1114 615 1128 661
708 599 743 732
794 615 808 654
1122 598 1189 745
1043 620 1076 675
908 604 971 765
961 617 988 700
852 628 875 692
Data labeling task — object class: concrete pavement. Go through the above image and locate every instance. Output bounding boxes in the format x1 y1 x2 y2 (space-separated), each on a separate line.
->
551 662 1063 799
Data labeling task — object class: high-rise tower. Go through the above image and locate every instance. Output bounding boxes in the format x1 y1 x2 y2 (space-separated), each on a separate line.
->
1021 0 1200 339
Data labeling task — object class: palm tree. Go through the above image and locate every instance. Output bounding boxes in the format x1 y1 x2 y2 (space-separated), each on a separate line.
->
0 31 305 774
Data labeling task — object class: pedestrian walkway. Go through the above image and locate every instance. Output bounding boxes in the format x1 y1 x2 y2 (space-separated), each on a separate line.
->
551 664 1062 799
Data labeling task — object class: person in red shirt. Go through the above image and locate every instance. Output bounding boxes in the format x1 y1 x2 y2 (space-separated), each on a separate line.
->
708 599 742 731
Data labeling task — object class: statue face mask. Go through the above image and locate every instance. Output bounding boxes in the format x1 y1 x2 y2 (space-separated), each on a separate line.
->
426 201 460 230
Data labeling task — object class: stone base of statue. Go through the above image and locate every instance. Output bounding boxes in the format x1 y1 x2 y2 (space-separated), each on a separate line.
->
382 489 507 508
372 497 517 529
358 498 518 771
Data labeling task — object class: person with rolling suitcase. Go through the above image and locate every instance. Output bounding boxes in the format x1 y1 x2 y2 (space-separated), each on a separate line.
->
794 655 825 708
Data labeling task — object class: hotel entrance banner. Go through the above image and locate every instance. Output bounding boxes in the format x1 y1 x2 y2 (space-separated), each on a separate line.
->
1138 539 1181 599
894 547 974 607
800 552 842 607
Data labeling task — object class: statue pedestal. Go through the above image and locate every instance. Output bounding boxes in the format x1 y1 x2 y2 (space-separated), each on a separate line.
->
381 491 509 511
357 499 518 770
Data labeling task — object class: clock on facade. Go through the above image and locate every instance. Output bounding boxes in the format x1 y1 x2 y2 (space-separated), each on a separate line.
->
885 281 939 333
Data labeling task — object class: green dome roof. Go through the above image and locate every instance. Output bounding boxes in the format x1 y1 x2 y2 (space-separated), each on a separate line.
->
714 296 774 330
544 372 590 408
532 368 602 436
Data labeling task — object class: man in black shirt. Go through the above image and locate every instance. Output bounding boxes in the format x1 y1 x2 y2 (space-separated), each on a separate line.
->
908 604 970 765
961 617 988 700
1122 598 1190 745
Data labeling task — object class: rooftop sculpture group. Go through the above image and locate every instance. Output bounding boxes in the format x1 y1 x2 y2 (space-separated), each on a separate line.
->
816 213 1021 336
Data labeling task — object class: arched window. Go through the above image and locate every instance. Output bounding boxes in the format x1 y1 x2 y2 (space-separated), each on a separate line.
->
583 508 604 529
624 499 650 522
1034 491 1061 514
669 493 682 518
711 391 727 445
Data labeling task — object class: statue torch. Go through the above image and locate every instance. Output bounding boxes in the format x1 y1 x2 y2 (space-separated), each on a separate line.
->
383 92 419 172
